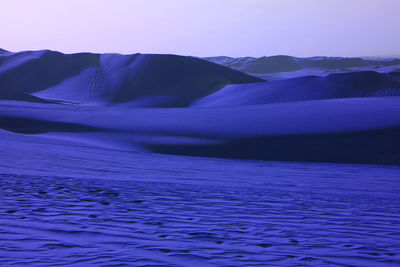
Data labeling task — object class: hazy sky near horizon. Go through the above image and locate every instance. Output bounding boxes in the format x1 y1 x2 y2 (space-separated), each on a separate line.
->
1 0 400 57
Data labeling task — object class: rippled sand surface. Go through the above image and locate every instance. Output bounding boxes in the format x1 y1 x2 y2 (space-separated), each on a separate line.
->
1 131 400 266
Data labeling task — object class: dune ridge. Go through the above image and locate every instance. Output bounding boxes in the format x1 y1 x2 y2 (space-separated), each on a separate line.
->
192 71 400 107
0 50 262 106
205 55 400 74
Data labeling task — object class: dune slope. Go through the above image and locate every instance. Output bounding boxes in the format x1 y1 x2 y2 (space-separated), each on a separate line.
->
0 88 56 104
192 71 400 107
0 50 262 106
0 97 399 164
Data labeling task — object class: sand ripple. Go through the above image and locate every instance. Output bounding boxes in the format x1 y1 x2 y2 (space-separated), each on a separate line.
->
1 173 400 266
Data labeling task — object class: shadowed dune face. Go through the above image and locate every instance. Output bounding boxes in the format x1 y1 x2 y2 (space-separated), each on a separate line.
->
149 127 400 165
0 50 99 94
204 55 302 74
0 97 400 165
301 57 400 69
96 54 263 106
390 71 400 82
192 71 400 107
0 116 100 134
302 57 368 69
238 56 302 74
0 50 263 106
0 88 56 104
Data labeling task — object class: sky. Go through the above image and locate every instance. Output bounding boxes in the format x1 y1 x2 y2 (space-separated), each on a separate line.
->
1 0 400 57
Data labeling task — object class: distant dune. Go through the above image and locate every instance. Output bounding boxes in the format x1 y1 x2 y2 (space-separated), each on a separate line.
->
205 55 400 74
205 55 302 74
1 49 400 164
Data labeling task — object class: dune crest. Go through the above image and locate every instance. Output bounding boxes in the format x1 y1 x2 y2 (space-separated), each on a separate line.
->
0 50 262 106
205 55 400 74
192 71 400 107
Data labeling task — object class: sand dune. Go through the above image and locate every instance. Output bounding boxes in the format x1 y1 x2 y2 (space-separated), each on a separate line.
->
1 49 400 164
205 55 400 74
0 50 99 94
0 50 262 106
205 55 302 74
192 71 400 107
0 97 399 164
0 49 400 267
0 88 55 104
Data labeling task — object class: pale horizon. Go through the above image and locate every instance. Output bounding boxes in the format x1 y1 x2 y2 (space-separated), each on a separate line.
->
1 0 400 58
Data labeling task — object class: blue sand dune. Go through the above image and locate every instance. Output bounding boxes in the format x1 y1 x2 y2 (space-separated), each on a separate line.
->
192 71 400 107
1 50 400 267
0 88 56 104
0 97 399 165
0 49 400 164
205 55 400 74
0 50 262 106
